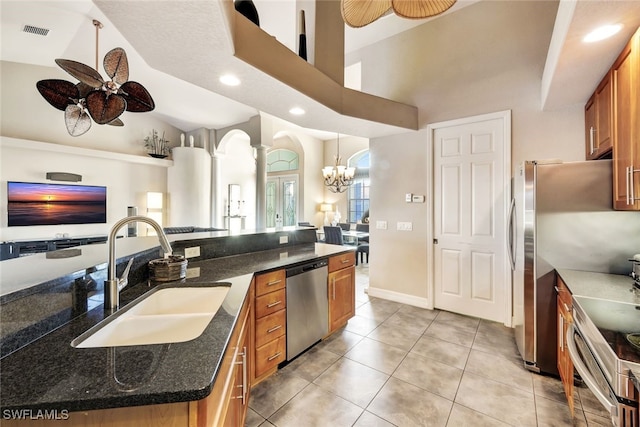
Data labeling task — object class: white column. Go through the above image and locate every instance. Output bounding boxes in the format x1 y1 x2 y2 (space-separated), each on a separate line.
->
211 153 223 228
255 146 267 229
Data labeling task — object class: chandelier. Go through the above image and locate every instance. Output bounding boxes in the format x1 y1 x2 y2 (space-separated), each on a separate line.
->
322 134 356 193
36 20 154 137
341 0 457 28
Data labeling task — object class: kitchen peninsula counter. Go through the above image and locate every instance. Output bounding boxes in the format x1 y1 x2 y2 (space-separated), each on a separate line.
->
0 238 354 414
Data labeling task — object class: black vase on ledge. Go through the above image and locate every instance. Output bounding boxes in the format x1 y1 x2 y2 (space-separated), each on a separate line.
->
234 0 260 27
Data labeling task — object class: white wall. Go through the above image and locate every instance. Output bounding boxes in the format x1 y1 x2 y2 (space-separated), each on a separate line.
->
219 135 257 229
0 138 169 241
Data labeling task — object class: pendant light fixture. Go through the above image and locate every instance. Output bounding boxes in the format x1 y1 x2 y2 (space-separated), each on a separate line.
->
322 134 356 193
36 20 155 137
341 0 457 28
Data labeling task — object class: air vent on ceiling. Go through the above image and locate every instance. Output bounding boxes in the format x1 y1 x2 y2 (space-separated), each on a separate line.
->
23 25 49 36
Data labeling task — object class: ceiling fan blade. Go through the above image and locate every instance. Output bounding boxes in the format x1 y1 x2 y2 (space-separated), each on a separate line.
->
64 104 92 136
391 0 456 19
104 48 129 85
76 82 94 99
36 79 78 110
341 0 391 28
55 59 104 88
120 81 155 112
108 118 124 127
86 91 126 125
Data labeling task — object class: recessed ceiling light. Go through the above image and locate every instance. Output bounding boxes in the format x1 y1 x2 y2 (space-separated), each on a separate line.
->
583 24 623 43
219 74 241 86
289 107 305 115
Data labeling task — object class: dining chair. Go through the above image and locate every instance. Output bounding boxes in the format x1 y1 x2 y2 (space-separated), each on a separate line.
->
338 223 351 231
355 223 369 242
323 226 344 245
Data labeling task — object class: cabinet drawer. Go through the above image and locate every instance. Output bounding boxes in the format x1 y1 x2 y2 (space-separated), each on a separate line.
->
255 270 285 296
328 252 355 272
255 335 286 377
255 309 286 348
255 288 286 319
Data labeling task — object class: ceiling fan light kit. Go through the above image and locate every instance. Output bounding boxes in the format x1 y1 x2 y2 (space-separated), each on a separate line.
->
36 20 154 137
341 0 457 27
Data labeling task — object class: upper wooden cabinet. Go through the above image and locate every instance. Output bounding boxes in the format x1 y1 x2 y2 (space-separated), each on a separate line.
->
585 72 613 160
612 27 640 210
587 26 640 210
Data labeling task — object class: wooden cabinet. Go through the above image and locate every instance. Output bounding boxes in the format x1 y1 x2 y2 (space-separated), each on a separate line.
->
556 276 574 416
585 72 613 160
327 252 356 333
252 269 286 383
612 27 640 210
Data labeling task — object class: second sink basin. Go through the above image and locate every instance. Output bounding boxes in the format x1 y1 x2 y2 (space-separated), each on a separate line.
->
71 284 231 348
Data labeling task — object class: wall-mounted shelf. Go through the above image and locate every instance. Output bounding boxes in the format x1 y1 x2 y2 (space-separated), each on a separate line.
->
0 137 174 167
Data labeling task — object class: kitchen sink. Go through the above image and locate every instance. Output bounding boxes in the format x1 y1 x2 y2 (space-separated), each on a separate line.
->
71 284 230 348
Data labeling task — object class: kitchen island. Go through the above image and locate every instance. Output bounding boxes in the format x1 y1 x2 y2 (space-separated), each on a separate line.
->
0 228 356 425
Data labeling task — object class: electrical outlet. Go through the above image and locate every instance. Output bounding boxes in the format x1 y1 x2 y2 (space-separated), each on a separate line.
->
397 222 413 231
405 193 413 202
279 235 288 244
184 246 200 258
376 220 387 230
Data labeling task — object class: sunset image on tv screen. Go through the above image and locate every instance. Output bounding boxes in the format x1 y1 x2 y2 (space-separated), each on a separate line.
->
7 182 107 226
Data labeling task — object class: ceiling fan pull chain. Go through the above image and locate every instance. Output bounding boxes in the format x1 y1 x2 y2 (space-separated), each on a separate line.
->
93 19 103 71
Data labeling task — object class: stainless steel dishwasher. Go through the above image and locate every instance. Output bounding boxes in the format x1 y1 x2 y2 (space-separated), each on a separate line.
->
286 259 329 361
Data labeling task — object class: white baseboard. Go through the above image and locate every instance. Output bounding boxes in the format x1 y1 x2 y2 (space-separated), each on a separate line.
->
366 286 431 309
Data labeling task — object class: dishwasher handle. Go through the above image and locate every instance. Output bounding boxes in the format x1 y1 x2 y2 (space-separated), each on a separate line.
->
286 259 328 277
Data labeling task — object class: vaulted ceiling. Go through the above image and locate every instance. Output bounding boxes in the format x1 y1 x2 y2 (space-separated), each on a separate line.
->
2 0 639 138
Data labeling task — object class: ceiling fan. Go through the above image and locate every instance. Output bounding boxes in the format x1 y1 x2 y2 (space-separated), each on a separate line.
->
341 0 457 28
36 20 154 137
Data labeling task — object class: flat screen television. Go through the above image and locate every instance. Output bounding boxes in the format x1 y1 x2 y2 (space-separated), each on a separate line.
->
7 181 107 226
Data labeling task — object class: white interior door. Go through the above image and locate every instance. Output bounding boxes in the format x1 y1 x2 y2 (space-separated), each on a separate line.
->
433 112 510 324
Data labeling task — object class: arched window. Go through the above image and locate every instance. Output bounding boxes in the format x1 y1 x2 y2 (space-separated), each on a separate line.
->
347 150 370 223
267 149 299 172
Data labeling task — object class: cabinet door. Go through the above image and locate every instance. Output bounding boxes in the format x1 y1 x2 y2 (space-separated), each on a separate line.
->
556 281 574 416
612 29 640 210
328 266 355 333
595 73 613 156
585 95 597 159
224 307 251 427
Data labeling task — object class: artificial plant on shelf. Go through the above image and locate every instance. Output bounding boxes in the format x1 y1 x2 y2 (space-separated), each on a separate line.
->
144 129 171 158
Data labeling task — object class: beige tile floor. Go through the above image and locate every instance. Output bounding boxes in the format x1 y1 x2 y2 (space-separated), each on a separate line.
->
246 264 612 426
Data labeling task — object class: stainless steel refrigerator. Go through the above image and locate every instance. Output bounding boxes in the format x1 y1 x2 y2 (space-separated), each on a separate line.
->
510 159 640 375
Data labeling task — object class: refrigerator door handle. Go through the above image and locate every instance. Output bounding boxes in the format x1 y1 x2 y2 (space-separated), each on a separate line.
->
507 197 516 271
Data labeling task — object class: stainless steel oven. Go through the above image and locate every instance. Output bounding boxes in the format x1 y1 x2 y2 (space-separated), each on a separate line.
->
567 296 639 426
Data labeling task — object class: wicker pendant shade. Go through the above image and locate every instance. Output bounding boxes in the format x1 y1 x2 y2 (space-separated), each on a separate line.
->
341 0 456 28
341 0 391 28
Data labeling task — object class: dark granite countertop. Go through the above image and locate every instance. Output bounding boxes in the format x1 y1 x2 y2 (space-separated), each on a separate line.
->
0 242 355 412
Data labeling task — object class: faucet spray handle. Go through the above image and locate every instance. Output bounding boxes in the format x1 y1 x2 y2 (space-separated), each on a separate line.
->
117 257 135 292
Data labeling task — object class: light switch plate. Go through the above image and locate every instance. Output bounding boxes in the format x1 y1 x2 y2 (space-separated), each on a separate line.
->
184 246 200 258
279 235 288 244
397 222 413 231
376 220 387 230
405 193 413 202
412 195 425 203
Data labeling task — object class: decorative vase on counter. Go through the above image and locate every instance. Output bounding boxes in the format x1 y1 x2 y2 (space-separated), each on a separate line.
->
234 0 260 26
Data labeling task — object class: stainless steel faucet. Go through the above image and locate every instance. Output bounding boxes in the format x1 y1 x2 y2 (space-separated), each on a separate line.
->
104 216 172 311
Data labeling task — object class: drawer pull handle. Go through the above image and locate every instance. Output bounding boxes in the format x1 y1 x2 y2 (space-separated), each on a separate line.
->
267 279 282 286
341 259 350 264
267 325 282 333
267 300 282 308
267 352 282 361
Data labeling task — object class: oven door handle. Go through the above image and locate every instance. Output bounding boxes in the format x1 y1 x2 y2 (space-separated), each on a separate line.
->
565 324 617 417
